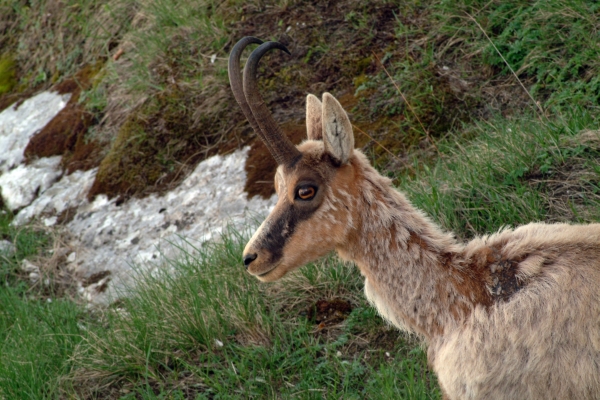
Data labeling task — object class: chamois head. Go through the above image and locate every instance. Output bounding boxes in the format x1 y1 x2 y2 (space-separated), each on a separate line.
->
229 37 358 281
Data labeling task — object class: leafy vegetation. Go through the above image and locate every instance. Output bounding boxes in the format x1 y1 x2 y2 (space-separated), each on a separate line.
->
440 0 600 109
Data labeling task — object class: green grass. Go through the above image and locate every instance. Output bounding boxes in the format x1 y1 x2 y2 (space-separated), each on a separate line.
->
0 211 86 398
0 54 16 95
68 229 438 398
436 0 600 110
355 0 600 166
0 210 49 281
401 108 600 237
0 290 84 398
110 0 234 96
0 0 133 88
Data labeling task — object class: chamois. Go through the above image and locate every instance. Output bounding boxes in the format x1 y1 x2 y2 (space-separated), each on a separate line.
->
228 37 600 400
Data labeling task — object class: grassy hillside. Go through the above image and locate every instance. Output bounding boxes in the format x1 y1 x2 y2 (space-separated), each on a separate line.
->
1 0 599 398
2 0 598 201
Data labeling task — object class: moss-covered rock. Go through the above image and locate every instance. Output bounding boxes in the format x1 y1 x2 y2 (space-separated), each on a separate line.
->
87 84 240 201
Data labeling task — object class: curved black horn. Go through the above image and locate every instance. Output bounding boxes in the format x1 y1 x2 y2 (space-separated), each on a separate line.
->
243 41 301 166
228 37 278 154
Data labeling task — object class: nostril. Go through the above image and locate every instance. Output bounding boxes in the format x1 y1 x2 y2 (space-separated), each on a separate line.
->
243 253 258 269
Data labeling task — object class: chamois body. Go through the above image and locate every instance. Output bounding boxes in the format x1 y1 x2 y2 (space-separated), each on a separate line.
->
229 37 600 399
330 145 600 399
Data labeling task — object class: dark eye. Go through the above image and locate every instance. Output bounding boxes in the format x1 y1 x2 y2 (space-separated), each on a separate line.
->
296 185 317 201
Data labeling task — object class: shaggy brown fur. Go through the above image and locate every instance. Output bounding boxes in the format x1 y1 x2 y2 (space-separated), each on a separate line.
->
242 93 600 399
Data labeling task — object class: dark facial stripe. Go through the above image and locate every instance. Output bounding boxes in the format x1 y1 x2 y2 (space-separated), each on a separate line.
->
260 198 319 265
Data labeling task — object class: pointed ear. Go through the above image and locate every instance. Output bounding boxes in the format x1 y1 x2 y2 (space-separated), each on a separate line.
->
322 92 354 164
306 94 323 140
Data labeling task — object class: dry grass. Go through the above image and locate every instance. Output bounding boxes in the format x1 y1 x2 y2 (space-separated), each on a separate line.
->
532 130 600 222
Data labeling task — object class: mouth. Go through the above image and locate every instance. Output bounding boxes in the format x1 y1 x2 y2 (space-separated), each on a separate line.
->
252 262 282 281
257 266 277 278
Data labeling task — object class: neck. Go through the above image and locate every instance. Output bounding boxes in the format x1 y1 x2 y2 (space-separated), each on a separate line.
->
336 157 491 340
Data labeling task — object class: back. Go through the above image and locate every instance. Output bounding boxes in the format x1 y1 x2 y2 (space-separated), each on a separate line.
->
432 223 600 399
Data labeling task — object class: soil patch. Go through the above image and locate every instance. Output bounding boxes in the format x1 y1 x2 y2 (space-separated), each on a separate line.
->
306 297 353 331
56 206 79 225
23 64 104 173
0 91 28 114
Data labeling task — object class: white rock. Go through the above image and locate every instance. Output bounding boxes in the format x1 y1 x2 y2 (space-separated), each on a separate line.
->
21 259 39 273
14 168 97 225
0 240 15 256
0 156 62 210
1 89 279 305
0 91 70 174
21 259 41 284
60 148 276 305
29 272 40 282
43 216 57 226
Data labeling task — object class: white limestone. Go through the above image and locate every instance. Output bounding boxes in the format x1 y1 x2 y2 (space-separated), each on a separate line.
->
0 156 63 210
64 148 276 304
13 167 97 225
0 239 16 256
0 90 277 305
0 91 70 211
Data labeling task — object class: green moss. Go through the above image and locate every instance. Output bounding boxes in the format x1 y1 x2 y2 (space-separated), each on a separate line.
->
353 74 368 91
355 57 372 74
0 54 17 95
91 116 159 198
88 84 236 200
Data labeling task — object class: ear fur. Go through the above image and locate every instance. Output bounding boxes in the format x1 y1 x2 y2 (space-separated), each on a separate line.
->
322 92 354 164
306 94 323 140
